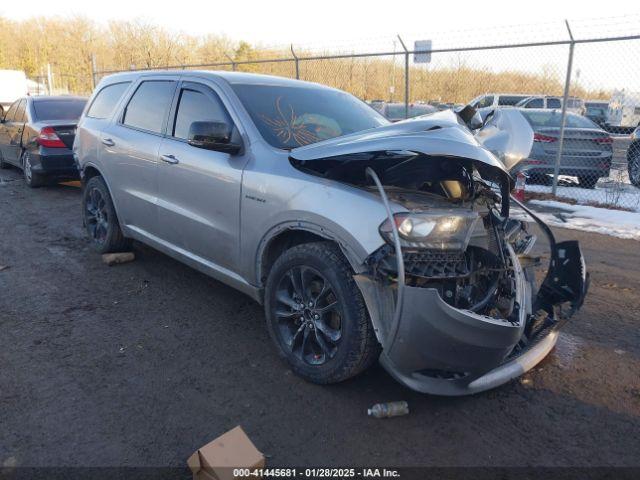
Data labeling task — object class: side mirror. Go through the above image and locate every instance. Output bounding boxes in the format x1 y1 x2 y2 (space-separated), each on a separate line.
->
187 121 242 155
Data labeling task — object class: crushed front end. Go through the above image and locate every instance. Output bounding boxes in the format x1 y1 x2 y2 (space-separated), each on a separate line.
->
290 112 588 395
354 160 588 395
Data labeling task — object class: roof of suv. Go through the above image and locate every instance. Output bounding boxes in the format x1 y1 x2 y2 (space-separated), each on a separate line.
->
100 70 332 90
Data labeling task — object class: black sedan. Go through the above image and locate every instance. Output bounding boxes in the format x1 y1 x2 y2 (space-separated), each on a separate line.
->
0 96 87 187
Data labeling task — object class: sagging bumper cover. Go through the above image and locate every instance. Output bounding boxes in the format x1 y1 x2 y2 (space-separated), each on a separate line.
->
355 206 588 396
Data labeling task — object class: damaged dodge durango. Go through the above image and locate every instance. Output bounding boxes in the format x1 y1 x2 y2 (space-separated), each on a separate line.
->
74 72 588 395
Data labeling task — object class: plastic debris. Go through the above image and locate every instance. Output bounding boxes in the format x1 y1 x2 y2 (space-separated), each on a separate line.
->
367 401 409 418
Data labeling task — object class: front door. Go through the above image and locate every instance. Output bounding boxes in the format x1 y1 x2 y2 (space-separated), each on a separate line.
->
156 81 247 273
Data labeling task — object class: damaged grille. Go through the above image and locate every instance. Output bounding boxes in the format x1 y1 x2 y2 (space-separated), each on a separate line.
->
403 250 469 279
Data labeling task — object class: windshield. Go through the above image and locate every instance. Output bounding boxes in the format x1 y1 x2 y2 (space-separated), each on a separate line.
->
231 84 388 149
33 99 86 121
521 110 599 129
586 106 607 116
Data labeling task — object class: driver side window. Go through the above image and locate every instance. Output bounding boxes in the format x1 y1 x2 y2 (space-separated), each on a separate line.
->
172 86 232 140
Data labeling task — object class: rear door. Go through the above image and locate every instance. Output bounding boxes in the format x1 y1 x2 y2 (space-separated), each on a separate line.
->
156 80 247 272
99 77 178 237
0 100 20 164
5 99 26 163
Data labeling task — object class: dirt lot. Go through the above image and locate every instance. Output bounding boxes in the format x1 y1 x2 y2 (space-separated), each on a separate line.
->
1 167 640 472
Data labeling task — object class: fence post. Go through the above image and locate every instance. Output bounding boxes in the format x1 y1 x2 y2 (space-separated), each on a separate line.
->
397 35 409 119
90 53 98 89
224 53 237 71
290 44 300 80
552 20 576 196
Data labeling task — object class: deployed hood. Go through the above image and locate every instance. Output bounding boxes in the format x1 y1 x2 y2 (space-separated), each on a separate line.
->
474 108 534 171
291 110 509 176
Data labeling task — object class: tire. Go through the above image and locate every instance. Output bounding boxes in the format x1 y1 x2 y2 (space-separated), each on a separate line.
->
21 151 45 188
628 143 640 188
578 175 598 189
82 175 130 253
526 173 550 186
264 241 380 384
0 150 9 169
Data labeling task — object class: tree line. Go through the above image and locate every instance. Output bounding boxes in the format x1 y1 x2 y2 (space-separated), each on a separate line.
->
0 16 608 102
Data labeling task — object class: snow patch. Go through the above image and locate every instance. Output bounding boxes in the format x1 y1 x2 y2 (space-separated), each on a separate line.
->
516 200 640 240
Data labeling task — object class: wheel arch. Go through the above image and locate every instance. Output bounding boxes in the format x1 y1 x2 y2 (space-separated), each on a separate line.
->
80 162 126 231
255 222 368 294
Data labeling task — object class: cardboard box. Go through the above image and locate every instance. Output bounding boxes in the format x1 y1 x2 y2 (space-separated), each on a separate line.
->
187 426 265 480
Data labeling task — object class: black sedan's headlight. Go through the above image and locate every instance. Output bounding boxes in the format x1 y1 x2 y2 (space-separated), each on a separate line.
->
379 210 480 250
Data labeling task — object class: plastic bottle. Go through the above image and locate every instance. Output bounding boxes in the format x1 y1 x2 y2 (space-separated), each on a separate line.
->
367 401 409 418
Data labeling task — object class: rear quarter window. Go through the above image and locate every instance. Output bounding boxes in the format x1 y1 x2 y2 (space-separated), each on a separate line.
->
87 82 131 119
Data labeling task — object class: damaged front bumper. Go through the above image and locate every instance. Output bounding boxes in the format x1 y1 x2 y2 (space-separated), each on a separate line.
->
355 196 588 396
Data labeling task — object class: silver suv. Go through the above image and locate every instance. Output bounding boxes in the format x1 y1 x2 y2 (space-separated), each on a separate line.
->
74 71 588 395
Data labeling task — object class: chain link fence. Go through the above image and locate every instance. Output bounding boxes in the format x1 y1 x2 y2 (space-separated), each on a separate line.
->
89 18 640 210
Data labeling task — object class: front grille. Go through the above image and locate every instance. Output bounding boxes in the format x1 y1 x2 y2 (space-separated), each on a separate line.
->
403 250 469 279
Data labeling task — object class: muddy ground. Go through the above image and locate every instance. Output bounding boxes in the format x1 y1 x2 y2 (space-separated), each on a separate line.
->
1 167 639 471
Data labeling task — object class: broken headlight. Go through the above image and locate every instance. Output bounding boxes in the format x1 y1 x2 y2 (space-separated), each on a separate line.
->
379 210 479 250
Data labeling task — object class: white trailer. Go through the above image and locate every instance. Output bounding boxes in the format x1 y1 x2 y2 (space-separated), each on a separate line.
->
0 70 29 112
608 89 640 128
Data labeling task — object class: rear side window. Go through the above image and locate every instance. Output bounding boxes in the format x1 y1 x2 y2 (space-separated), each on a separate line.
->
123 81 176 134
525 98 544 108
173 88 231 140
15 99 26 122
498 95 526 106
547 98 561 109
33 100 86 121
87 82 131 119
4 101 19 122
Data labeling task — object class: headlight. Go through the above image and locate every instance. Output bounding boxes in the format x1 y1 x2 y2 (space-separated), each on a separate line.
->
379 210 480 250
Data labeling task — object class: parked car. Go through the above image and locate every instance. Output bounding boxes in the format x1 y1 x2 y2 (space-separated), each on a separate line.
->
511 108 613 189
0 70 28 113
628 126 640 187
516 96 585 115
584 100 609 127
75 71 587 395
375 102 437 122
469 93 532 109
0 96 87 187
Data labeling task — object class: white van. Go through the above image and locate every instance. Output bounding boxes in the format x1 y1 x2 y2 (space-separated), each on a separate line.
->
608 89 640 128
0 70 29 112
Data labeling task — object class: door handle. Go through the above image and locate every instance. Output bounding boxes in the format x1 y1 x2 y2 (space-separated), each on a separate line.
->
101 138 115 147
161 154 179 165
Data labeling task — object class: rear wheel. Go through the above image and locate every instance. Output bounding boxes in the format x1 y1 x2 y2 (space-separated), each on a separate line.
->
22 151 45 188
82 175 130 253
628 143 640 188
264 242 380 384
578 175 598 189
0 150 9 169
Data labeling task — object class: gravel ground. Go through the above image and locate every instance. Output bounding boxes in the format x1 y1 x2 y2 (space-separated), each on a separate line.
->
1 167 639 472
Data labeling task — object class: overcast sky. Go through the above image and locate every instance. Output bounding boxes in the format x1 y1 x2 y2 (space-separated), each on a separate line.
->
2 0 640 47
2 0 640 91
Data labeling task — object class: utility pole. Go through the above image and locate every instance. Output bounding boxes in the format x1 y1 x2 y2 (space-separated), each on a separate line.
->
397 35 409 119
552 20 576 196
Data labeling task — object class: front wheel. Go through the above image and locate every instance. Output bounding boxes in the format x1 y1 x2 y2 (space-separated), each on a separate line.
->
22 151 45 188
264 242 380 384
82 175 130 253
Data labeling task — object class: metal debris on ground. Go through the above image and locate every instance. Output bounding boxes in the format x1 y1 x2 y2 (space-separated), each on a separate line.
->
102 252 135 266
0 265 9 272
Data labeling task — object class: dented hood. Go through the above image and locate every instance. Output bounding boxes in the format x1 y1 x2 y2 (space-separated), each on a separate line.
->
290 110 511 180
